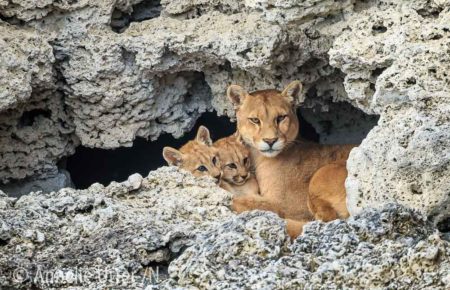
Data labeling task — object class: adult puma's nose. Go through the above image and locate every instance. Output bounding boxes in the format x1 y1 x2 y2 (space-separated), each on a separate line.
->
263 138 278 147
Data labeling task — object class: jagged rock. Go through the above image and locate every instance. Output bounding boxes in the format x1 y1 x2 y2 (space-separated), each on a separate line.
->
329 1 450 114
0 0 355 182
0 23 55 111
0 0 448 268
0 167 233 289
166 204 450 289
1 169 448 289
0 90 78 183
329 1 450 225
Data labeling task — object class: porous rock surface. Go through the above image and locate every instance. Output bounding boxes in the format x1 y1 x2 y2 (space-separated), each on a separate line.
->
0 168 448 289
0 0 355 183
0 0 448 235
165 204 449 289
0 167 233 289
329 0 450 225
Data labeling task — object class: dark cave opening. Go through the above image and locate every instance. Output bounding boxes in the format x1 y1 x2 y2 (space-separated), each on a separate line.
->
67 112 235 189
18 109 52 128
111 0 162 33
65 110 323 189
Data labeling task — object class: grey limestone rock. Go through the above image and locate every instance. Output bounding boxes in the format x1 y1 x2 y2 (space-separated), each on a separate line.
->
329 0 450 225
0 167 233 289
0 0 355 183
166 204 450 289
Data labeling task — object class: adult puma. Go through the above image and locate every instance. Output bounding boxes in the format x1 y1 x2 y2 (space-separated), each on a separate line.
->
228 81 353 238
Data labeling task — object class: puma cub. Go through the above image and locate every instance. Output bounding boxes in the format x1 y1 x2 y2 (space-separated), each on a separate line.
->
162 126 222 182
213 134 259 196
227 81 353 238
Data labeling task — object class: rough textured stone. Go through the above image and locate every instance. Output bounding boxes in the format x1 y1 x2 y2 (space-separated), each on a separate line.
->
0 0 356 183
0 167 233 289
0 0 448 244
329 1 450 225
166 204 450 289
0 23 55 111
0 90 78 183
0 170 448 289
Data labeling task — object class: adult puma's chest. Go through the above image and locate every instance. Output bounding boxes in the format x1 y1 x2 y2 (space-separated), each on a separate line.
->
252 143 354 211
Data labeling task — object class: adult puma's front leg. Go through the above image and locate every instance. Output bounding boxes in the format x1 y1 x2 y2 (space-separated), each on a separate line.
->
232 194 309 239
231 194 285 218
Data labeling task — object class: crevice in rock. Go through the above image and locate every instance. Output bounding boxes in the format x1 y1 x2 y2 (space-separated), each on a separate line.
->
372 24 387 34
299 102 379 145
66 112 236 189
437 217 449 233
300 83 380 144
18 109 51 128
0 14 26 26
416 7 443 18
111 0 162 33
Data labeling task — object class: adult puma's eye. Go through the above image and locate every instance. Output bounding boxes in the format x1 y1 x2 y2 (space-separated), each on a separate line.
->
197 165 208 172
249 118 260 124
227 163 237 169
243 157 249 164
212 156 218 165
277 115 287 123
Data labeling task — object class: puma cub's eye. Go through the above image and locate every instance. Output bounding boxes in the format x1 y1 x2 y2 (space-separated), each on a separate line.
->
249 118 260 124
277 115 287 123
227 163 237 169
212 156 218 165
197 165 208 172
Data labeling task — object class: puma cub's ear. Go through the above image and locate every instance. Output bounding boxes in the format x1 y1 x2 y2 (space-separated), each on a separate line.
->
227 84 248 108
196 125 212 146
163 147 183 166
281 80 303 105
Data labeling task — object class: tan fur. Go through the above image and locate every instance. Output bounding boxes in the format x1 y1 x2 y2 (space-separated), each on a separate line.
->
227 81 353 238
162 126 222 182
308 162 350 221
214 134 259 196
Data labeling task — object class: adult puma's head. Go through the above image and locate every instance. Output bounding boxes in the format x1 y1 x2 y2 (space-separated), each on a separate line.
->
163 126 222 182
227 81 302 157
214 134 252 186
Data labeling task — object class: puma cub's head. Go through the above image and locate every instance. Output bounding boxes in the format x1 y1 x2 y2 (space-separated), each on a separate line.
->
163 126 221 182
227 81 302 157
214 134 252 186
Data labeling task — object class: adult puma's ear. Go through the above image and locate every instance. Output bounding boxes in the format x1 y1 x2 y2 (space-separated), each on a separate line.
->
196 125 212 146
163 147 183 166
281 80 303 105
227 84 249 108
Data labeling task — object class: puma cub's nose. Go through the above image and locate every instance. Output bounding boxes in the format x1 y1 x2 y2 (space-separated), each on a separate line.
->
263 138 278 147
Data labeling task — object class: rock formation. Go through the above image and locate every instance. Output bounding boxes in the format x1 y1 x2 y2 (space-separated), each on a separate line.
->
0 1 449 287
329 0 450 227
166 204 449 289
0 167 234 288
0 0 356 185
0 168 448 289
